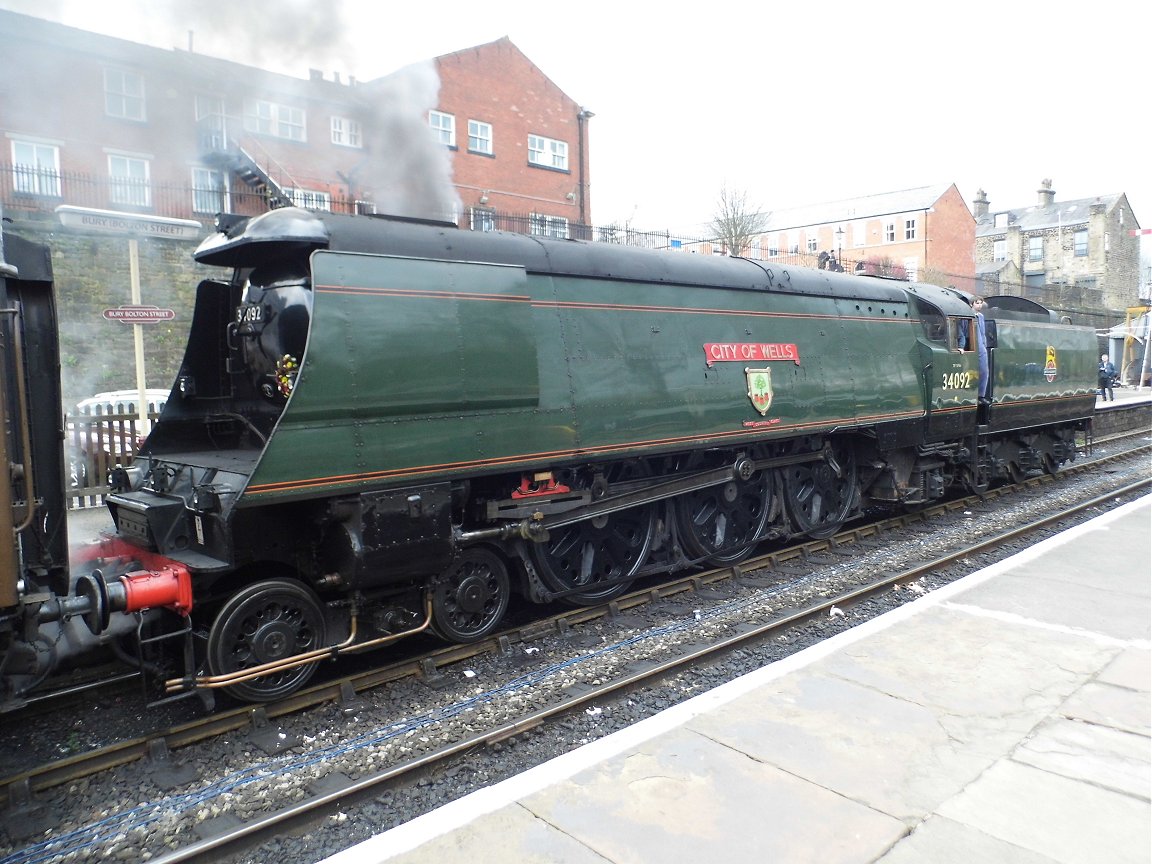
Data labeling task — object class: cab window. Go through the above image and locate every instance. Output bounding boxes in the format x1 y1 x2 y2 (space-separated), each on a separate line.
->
914 298 947 343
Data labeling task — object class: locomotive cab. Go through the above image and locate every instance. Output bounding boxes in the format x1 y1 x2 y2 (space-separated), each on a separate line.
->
233 259 313 404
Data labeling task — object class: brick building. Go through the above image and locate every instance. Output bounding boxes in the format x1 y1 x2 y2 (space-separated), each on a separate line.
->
432 37 594 236
0 10 589 232
0 9 591 401
743 184 976 291
973 180 1141 324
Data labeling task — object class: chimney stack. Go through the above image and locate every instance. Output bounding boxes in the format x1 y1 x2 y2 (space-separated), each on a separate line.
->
1037 178 1055 208
972 188 989 219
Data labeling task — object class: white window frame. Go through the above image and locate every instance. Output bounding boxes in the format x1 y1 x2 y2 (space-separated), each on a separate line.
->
529 212 569 239
195 95 227 149
286 187 331 211
1073 229 1088 257
806 235 818 253
244 100 306 141
429 110 456 147
104 68 145 121
330 116 362 148
470 207 495 232
10 138 61 197
993 239 1007 261
904 217 917 241
107 152 150 207
528 134 568 170
468 119 493 155
1028 235 1043 261
191 167 227 214
853 220 867 247
884 221 896 243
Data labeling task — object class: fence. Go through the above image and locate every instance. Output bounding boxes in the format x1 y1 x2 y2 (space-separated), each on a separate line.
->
66 401 162 509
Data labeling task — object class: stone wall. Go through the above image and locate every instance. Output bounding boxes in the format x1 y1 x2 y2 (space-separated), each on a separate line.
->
6 211 218 409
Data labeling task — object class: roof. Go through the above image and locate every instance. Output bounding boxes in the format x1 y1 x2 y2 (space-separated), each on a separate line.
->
762 184 956 232
976 260 1012 276
976 193 1123 238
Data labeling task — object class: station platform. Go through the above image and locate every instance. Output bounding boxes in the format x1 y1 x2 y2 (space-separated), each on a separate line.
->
321 495 1151 864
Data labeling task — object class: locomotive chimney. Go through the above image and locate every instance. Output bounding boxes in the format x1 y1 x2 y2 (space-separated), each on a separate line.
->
972 188 989 219
1037 178 1055 208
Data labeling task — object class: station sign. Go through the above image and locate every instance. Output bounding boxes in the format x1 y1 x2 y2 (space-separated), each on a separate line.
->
55 205 203 240
103 305 176 323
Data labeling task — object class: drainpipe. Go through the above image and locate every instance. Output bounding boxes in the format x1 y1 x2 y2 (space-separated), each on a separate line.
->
577 108 594 229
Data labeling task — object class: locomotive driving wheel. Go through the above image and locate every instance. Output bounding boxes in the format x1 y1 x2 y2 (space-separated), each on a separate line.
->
676 472 773 565
431 548 511 642
528 461 657 605
206 578 327 702
782 440 858 540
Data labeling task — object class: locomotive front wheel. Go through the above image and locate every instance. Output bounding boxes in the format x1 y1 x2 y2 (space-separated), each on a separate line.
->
676 472 773 565
431 548 511 642
206 578 327 702
782 443 858 540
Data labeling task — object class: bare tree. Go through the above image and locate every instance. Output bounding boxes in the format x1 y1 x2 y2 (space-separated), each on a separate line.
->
708 186 769 256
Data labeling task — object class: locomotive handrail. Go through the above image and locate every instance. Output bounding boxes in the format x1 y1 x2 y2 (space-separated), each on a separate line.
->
1 306 36 534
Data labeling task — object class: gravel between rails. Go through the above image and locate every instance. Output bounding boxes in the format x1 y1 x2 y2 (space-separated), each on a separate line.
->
1 447 1147 864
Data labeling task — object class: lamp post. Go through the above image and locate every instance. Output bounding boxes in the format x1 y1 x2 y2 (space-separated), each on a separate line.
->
835 226 844 266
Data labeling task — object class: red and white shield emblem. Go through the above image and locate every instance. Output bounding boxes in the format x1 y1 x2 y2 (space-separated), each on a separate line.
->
745 367 773 415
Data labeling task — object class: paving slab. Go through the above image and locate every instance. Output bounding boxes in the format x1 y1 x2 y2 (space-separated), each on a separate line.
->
1059 679 1152 737
687 604 1126 822
876 814 1061 864
936 759 1151 864
687 669 994 822
520 726 907 864
1096 647 1152 692
1012 716 1151 799
384 805 608 864
942 508 1150 642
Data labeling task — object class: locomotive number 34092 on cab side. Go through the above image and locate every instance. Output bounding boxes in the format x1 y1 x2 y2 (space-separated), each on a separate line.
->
941 371 975 390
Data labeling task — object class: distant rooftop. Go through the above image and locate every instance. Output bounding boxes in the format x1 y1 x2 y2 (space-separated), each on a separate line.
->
977 193 1122 238
762 183 956 232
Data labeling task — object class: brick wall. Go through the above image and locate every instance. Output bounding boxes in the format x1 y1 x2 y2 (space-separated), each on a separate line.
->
436 38 591 225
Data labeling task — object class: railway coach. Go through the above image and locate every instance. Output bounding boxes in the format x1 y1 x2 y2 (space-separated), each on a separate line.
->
1 209 1098 706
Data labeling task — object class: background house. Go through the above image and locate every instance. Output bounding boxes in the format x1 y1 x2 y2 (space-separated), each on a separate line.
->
744 184 976 291
973 180 1141 328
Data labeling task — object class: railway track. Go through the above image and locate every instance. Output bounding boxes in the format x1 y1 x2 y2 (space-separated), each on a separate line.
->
51 476 1152 864
1 438 1147 863
3 433 1147 799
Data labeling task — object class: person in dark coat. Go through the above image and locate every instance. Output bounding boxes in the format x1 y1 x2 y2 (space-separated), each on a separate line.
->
1098 354 1117 401
973 297 989 400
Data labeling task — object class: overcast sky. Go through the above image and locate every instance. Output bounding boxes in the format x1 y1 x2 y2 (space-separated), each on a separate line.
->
3 0 1148 253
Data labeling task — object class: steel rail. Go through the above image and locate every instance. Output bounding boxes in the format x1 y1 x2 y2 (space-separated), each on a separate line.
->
2 444 1147 803
144 475 1152 864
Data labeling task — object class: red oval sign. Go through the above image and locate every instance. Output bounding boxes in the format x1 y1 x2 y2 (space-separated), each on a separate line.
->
102 305 176 323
